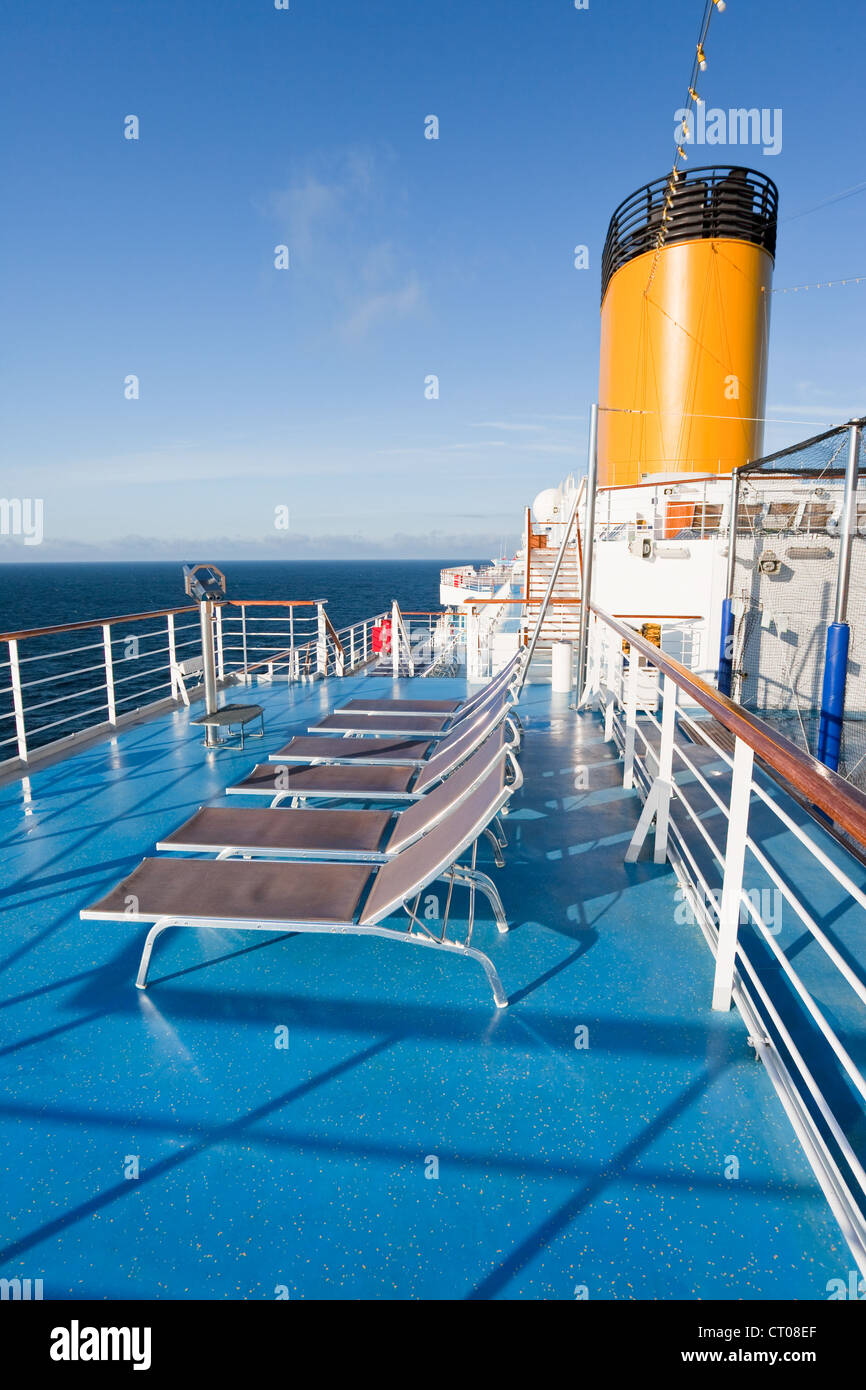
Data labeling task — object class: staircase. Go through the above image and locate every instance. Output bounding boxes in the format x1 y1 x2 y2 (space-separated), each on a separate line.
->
523 531 582 677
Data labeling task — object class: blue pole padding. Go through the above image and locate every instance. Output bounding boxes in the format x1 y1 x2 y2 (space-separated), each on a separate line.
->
817 621 850 772
717 597 734 696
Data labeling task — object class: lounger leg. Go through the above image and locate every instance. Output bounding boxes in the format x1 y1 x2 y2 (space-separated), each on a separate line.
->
452 867 509 933
402 918 508 1008
439 867 508 934
462 944 509 1008
482 826 506 868
492 815 508 849
505 715 523 750
135 917 176 990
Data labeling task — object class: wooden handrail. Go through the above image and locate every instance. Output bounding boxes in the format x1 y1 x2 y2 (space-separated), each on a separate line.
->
591 602 866 849
597 475 719 494
0 606 198 643
0 598 327 644
322 611 344 658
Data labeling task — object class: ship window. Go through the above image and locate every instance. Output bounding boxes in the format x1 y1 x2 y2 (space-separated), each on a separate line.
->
800 502 834 531
762 502 799 532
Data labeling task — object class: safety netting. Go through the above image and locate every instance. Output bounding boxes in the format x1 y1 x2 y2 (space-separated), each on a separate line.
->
730 419 866 788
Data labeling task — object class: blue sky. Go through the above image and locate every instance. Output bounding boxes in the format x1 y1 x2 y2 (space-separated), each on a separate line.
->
1 0 864 559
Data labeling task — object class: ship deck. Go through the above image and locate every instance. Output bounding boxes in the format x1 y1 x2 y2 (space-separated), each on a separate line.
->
0 672 852 1299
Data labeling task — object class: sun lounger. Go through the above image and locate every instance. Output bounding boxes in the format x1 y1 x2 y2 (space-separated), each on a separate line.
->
81 758 515 1007
227 691 519 804
270 683 518 767
158 729 519 864
308 665 521 739
264 736 435 766
337 652 523 718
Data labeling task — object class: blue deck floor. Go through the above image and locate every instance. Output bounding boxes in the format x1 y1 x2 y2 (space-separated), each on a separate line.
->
0 674 851 1298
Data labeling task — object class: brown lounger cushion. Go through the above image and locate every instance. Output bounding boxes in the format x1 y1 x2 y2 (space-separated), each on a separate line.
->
360 760 507 925
269 735 432 762
312 713 450 735
233 763 416 796
160 806 392 855
384 727 506 853
86 857 373 925
339 698 462 713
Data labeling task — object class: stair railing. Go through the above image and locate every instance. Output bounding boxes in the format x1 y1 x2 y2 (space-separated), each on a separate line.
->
391 601 415 678
519 474 586 690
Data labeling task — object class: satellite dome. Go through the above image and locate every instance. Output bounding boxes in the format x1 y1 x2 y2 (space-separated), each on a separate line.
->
532 487 563 524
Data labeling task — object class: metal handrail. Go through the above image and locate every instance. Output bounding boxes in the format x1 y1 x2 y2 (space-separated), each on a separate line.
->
0 605 198 643
591 601 866 850
597 475 720 494
0 598 392 770
588 607 866 1273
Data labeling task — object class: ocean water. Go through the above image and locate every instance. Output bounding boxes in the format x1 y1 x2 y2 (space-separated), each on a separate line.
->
0 560 481 635
0 560 482 755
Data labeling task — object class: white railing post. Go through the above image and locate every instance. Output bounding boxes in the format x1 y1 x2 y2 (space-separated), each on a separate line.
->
215 605 225 680
8 639 28 763
349 627 356 671
241 605 249 678
317 603 327 676
392 601 400 678
466 607 482 682
712 735 755 1011
603 626 616 742
167 614 179 699
623 647 639 789
585 608 601 701
625 671 677 865
289 606 295 679
653 674 677 864
102 624 117 726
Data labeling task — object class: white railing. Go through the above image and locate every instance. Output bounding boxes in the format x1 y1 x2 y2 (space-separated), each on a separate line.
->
394 610 463 676
586 602 866 1276
595 473 865 547
219 603 387 684
0 601 391 768
421 611 462 676
0 606 202 766
441 563 516 596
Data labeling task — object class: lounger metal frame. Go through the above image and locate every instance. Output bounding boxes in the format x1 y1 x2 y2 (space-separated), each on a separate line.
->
307 659 525 740
308 690 522 740
84 772 516 1007
227 711 521 806
336 654 524 720
158 748 521 864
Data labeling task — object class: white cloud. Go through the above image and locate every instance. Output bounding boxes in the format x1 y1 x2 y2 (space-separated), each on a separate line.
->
0 529 521 563
266 150 424 339
340 276 423 340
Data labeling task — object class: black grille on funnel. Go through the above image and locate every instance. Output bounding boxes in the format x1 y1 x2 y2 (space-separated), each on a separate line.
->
600 165 778 304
